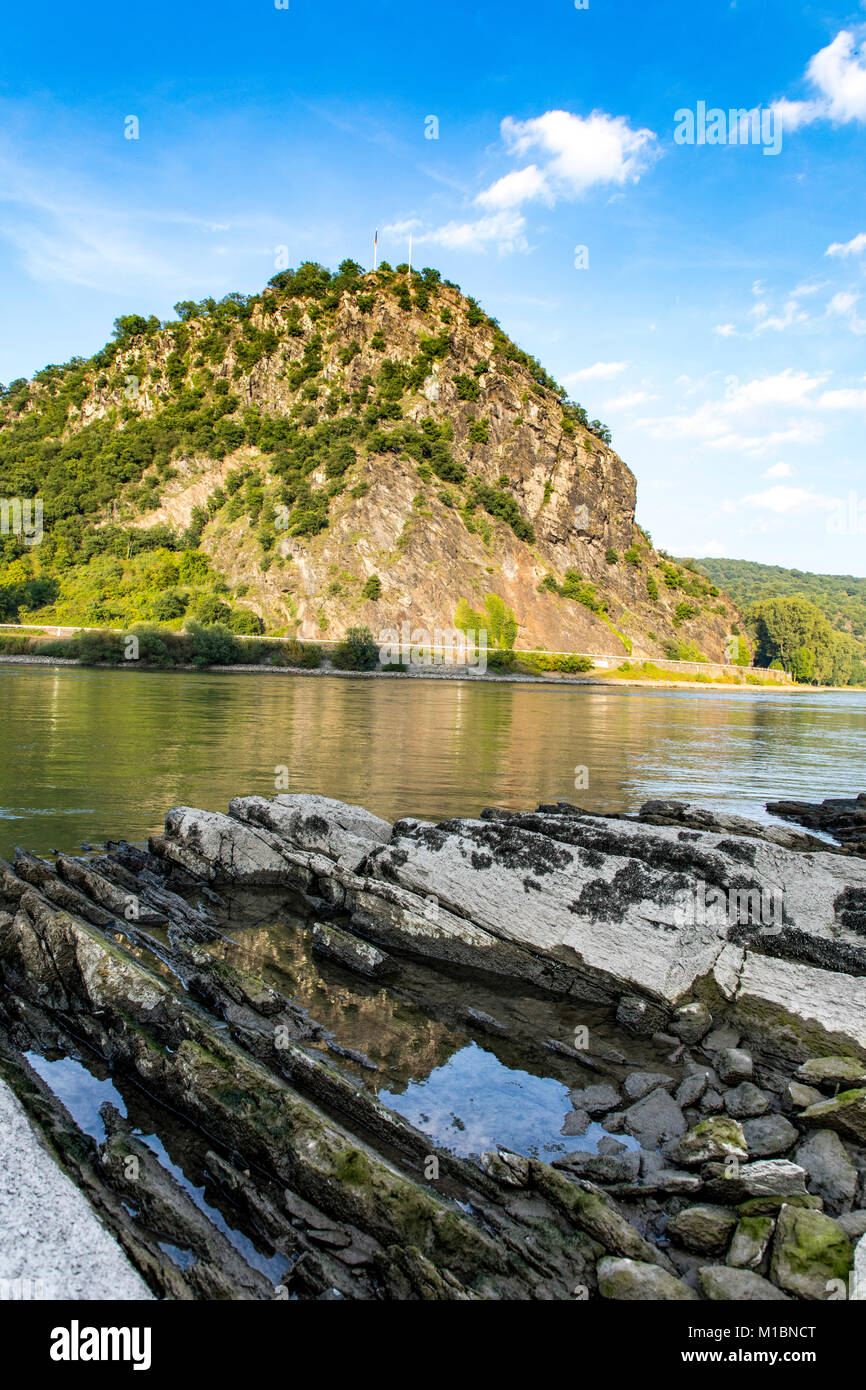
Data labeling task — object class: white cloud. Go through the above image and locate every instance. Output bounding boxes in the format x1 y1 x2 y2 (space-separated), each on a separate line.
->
818 387 866 409
756 301 810 334
564 361 628 384
809 28 866 123
416 209 527 254
715 287 813 340
418 107 659 258
764 461 792 478
495 109 659 202
700 539 727 557
827 290 866 334
706 425 824 455
638 370 827 455
731 369 827 408
773 27 866 132
792 278 831 296
383 218 422 237
602 389 658 410
476 164 551 211
826 231 866 258
772 97 826 132
742 485 838 513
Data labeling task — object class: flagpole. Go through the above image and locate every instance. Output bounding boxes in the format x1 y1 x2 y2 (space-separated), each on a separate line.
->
408 233 412 281
374 229 378 272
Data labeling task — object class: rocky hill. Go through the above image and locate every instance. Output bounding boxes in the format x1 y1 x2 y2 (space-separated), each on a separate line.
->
0 261 742 661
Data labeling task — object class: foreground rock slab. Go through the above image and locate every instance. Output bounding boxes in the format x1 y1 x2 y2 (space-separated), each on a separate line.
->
0 1078 152 1300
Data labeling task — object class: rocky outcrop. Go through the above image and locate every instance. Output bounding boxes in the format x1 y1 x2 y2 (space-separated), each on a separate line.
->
0 789 864 1301
2 268 743 661
156 793 866 1061
766 795 866 857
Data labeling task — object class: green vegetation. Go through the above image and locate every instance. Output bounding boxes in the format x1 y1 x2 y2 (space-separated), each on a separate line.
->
454 593 519 650
360 574 382 601
660 638 707 663
0 258 616 636
331 625 379 670
0 623 322 670
695 557 866 637
695 556 866 686
747 595 865 686
606 660 785 687
558 568 607 614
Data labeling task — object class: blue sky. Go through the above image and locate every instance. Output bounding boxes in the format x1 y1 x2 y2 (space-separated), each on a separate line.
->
1 0 865 574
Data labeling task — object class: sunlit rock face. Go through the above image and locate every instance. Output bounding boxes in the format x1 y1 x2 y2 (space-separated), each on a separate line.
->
9 268 742 659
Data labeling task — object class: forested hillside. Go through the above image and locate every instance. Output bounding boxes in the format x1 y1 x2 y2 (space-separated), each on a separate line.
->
0 261 742 663
692 557 866 687
695 558 866 641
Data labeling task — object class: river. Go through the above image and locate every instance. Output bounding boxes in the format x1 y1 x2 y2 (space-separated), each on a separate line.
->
0 665 864 859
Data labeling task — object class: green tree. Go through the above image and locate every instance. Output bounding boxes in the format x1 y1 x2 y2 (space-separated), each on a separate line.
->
331 625 379 670
790 646 817 684
748 596 835 683
195 594 232 625
454 593 518 650
361 574 382 601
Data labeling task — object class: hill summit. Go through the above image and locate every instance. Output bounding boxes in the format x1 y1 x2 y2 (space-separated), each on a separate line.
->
0 260 741 662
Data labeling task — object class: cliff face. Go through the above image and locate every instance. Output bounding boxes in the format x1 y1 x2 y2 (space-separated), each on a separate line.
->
1 264 741 660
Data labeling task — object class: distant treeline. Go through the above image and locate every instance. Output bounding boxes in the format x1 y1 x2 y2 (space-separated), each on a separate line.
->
692 557 866 687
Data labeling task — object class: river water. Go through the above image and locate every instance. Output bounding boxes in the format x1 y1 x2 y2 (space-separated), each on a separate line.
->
1 665 863 860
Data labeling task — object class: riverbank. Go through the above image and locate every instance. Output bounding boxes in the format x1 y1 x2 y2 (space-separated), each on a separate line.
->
0 652 812 691
1 789 865 1302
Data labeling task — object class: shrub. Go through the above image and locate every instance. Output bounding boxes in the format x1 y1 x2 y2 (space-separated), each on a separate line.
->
0 634 34 655
486 649 518 672
605 548 619 565
126 623 174 667
661 638 707 663
468 417 489 445
195 595 232 625
331 625 378 671
271 638 322 669
184 620 237 668
624 545 641 567
454 594 518 650
151 589 189 621
560 569 605 613
646 576 659 602
674 601 699 626
228 608 265 635
525 652 593 674
361 574 382 601
454 374 480 402
469 482 534 543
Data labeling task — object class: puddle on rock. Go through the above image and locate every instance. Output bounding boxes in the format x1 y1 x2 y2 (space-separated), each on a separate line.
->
378 1040 641 1160
24 1041 291 1286
25 1050 128 1143
210 907 672 1162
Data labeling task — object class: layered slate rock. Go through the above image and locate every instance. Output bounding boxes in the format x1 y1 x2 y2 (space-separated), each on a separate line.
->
766 794 866 857
1 789 866 1302
150 793 866 1062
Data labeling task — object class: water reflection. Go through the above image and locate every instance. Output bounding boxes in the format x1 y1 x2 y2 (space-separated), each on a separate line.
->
1 666 864 858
